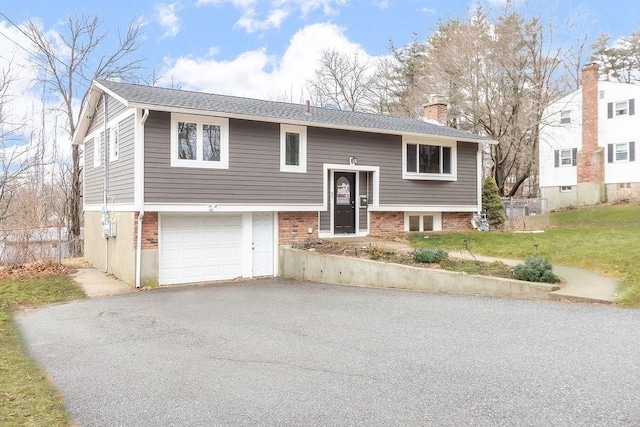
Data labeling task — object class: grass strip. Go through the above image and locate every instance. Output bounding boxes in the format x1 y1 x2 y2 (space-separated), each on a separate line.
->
0 274 86 426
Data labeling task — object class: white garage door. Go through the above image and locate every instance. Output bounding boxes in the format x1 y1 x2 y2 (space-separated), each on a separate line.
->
160 215 243 285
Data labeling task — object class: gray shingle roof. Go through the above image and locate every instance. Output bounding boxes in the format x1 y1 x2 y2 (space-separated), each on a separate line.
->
96 79 490 142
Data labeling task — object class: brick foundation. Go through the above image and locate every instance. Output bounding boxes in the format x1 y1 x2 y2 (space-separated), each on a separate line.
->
278 212 318 244
442 212 474 231
132 212 159 250
369 211 404 238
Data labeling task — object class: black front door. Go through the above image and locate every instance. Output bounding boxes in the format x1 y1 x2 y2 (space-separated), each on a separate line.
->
334 172 356 234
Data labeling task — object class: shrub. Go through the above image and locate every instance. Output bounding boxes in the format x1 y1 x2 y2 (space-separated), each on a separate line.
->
413 247 448 263
482 177 506 228
514 256 560 283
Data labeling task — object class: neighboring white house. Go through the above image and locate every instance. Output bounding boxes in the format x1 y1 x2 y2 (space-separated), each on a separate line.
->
539 63 639 211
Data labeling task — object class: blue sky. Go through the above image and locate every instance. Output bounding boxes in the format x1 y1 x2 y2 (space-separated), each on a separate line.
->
3 0 639 98
0 0 638 155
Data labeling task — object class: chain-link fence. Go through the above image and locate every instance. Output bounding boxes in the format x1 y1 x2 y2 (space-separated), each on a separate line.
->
502 198 549 229
0 226 83 266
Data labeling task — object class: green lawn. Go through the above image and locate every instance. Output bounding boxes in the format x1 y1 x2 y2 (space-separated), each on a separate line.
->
0 274 86 427
408 204 640 307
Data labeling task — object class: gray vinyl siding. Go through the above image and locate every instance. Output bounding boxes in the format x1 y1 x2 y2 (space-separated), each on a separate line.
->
87 94 128 135
308 127 477 206
84 137 102 204
108 115 135 203
144 112 478 206
319 170 330 231
145 113 319 204
359 171 368 230
83 114 135 205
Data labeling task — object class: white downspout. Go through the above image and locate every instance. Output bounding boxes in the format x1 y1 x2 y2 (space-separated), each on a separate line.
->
135 109 149 289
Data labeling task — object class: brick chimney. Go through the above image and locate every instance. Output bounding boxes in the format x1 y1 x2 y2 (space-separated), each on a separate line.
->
423 95 448 126
577 63 603 183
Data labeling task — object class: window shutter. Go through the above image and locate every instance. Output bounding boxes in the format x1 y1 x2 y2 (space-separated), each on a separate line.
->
572 148 577 166
607 144 614 163
629 99 635 116
630 141 636 162
554 150 559 167
607 102 613 119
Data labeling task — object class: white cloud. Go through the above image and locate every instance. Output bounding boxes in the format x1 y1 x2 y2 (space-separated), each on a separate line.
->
156 2 182 38
198 0 349 33
235 7 289 33
160 22 379 101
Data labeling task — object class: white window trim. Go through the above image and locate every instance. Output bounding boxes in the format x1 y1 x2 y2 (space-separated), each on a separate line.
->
614 142 629 163
402 137 457 181
93 133 102 168
171 113 229 169
560 186 572 193
615 100 629 117
109 124 119 162
560 110 571 124
280 124 307 173
559 149 573 167
404 212 442 232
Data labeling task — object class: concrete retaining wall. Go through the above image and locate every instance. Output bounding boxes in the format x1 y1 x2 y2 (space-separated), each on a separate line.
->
279 247 559 299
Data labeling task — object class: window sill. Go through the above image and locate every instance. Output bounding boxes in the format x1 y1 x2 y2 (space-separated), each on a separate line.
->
402 173 456 181
171 159 229 169
280 165 307 173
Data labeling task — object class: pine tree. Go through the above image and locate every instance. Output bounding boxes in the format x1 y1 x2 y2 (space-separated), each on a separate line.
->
482 177 506 228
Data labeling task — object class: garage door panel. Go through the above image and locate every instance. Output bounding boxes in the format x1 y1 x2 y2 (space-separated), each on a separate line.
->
160 214 244 285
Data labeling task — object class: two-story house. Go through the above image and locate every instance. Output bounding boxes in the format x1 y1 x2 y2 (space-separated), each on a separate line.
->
73 80 491 287
539 63 639 211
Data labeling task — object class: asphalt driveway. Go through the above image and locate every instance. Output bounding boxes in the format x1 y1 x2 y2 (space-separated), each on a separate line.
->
17 279 640 426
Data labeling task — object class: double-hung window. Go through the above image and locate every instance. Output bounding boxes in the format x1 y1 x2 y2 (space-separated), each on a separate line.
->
280 124 307 173
560 110 571 124
560 149 573 166
615 101 628 116
171 114 229 169
615 142 629 162
607 142 636 163
403 138 456 180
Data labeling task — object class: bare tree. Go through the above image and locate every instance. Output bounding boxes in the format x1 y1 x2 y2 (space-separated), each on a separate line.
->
306 49 389 113
391 5 568 196
24 14 144 256
0 59 34 221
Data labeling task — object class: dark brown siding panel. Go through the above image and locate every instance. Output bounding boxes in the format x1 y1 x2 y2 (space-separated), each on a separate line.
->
88 95 128 135
144 114 321 204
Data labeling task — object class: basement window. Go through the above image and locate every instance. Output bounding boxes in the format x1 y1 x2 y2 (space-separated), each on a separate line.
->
404 212 441 232
560 186 572 192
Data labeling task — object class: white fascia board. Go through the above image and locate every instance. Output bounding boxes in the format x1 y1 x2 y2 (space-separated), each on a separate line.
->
143 203 324 213
369 205 479 212
127 102 494 145
73 81 132 145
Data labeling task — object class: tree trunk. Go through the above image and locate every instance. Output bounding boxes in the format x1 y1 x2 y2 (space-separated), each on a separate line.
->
69 144 82 256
